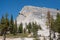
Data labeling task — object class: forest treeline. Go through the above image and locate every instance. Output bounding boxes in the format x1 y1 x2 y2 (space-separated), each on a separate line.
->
0 11 60 40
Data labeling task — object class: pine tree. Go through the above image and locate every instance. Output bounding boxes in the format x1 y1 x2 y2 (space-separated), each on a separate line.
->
5 13 9 27
26 22 32 33
32 22 38 38
54 13 60 40
3 13 9 40
0 20 1 32
13 19 17 35
32 22 40 40
9 14 14 34
0 15 6 35
19 23 23 33
0 14 9 40
0 18 3 34
50 16 56 39
47 11 52 40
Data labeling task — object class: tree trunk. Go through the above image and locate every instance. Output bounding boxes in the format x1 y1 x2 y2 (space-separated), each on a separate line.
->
53 31 55 38
3 31 6 40
49 30 51 40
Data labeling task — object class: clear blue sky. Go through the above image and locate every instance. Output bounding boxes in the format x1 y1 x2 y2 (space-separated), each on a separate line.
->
0 0 60 19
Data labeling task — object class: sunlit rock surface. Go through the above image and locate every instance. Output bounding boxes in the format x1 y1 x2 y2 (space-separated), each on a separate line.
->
16 6 60 37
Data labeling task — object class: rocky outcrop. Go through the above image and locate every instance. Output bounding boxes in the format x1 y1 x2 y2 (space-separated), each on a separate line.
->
16 6 60 37
17 6 59 27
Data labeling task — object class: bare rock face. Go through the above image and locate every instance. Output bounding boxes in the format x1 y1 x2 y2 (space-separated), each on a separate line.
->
17 6 59 27
16 6 60 36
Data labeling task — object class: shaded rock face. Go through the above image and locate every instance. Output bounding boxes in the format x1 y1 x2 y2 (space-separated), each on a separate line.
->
16 6 60 37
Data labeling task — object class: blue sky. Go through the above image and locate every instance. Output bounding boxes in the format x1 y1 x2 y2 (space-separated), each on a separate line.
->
0 0 60 19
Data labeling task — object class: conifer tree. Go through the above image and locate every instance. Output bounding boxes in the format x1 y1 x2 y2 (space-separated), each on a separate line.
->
47 11 52 40
5 13 9 30
0 18 2 34
9 14 14 34
54 13 60 40
13 19 17 35
50 16 56 39
0 14 9 40
32 22 40 40
3 13 9 40
32 22 38 38
0 20 1 31
26 22 32 33
0 15 6 35
19 23 23 33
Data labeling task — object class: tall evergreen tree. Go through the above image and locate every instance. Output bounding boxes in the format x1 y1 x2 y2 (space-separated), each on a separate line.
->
47 11 52 40
50 16 56 39
19 23 23 33
3 13 9 40
5 13 9 28
0 15 6 35
9 14 14 34
26 22 32 33
0 14 9 40
54 13 60 40
32 22 38 38
13 19 17 35
32 22 40 40
0 20 1 31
